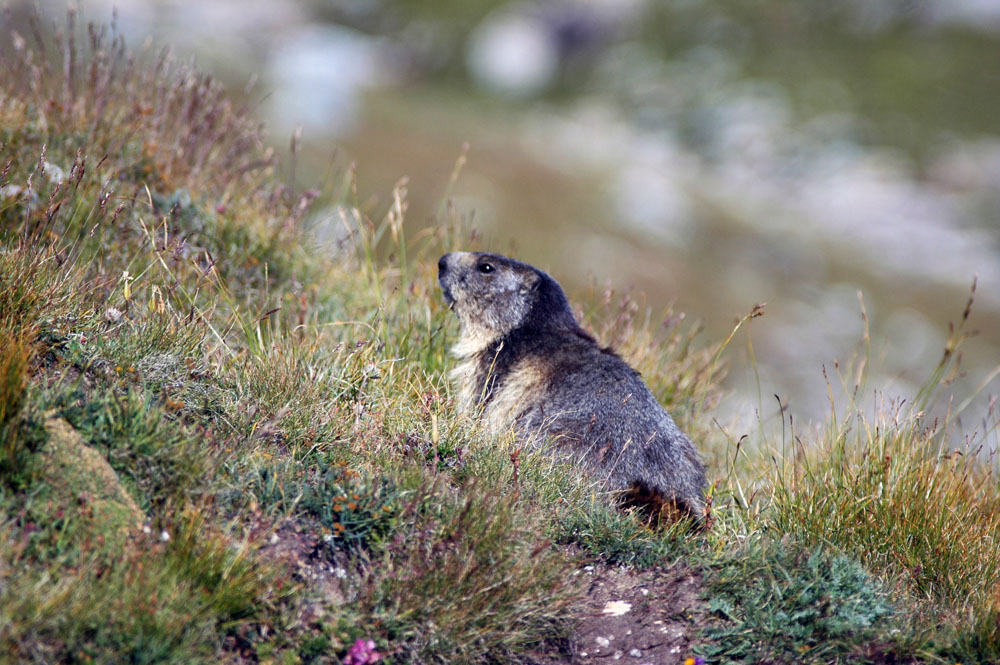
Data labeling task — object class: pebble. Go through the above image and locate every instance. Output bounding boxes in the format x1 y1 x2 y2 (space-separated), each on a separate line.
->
601 600 632 616
595 636 610 648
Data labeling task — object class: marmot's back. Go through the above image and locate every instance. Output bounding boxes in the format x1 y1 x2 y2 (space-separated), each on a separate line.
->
438 251 706 519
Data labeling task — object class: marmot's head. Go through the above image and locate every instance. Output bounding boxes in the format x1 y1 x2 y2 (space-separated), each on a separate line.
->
438 252 578 355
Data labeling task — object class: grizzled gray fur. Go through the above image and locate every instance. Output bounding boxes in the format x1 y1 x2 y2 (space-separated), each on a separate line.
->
438 251 707 519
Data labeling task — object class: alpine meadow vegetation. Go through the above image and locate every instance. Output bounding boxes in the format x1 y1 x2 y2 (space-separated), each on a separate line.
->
1 13 998 665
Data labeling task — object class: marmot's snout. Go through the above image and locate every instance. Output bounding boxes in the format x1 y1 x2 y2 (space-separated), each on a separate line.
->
438 251 490 306
438 253 454 304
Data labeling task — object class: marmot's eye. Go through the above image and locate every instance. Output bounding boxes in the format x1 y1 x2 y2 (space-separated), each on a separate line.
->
478 263 494 274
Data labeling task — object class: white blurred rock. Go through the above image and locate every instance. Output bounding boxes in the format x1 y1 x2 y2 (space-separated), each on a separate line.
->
467 11 559 97
267 25 390 136
924 0 1000 30
601 600 632 616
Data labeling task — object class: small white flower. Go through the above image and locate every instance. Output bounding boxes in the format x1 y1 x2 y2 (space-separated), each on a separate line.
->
105 307 123 323
333 567 347 579
269 533 279 545
160 530 170 542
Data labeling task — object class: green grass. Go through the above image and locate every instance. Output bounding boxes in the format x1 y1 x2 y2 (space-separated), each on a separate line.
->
1 12 999 665
759 308 1000 663
0 505 277 665
699 542 899 665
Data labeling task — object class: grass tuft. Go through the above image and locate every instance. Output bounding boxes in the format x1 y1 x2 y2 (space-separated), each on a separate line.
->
699 542 899 664
760 289 1000 660
0 329 34 483
364 476 577 664
0 508 277 665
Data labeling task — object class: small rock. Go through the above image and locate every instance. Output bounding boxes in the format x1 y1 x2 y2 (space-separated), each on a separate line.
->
629 648 642 658
601 600 632 616
613 650 623 660
595 636 610 649
269 533 280 545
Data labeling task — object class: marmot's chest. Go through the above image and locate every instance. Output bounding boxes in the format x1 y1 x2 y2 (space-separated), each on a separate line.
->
451 352 552 434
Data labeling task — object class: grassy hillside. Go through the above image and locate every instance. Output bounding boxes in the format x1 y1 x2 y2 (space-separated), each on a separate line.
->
1 16 998 665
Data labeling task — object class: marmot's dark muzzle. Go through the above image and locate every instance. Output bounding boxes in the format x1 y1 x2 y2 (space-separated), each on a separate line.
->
437 253 455 304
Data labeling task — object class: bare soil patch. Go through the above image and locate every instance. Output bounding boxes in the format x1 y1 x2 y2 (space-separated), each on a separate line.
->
531 562 705 665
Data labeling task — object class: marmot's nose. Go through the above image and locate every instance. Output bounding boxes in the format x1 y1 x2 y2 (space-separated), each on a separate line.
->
438 254 450 274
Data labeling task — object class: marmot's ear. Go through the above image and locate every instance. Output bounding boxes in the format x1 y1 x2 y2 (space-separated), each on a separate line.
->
519 271 541 294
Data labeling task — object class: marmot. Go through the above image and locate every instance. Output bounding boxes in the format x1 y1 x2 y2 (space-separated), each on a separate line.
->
438 251 707 520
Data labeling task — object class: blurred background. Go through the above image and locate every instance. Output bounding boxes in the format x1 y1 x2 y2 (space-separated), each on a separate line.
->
9 0 1000 430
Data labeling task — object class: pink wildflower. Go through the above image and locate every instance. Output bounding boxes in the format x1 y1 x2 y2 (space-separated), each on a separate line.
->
343 638 381 665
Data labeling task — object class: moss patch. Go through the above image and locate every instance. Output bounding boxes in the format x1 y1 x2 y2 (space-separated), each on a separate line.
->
37 416 145 549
